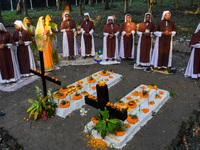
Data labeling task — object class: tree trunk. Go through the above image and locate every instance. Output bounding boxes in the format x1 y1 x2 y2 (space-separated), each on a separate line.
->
195 0 200 14
62 0 72 12
124 0 128 13
89 0 94 6
172 0 175 5
23 0 28 17
160 0 163 5
16 0 22 15
190 0 194 6
83 0 86 10
105 0 109 9
148 0 154 17
176 0 179 9
57 0 61 10
129 0 133 6
110 0 113 7
80 0 84 16
0 1 3 24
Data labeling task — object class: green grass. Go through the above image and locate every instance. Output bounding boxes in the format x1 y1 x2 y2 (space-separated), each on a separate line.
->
2 0 200 39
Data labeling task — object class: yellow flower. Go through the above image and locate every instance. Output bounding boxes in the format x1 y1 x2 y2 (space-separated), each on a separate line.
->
127 108 131 112
95 78 99 80
124 106 127 109
139 101 141 103
85 82 89 85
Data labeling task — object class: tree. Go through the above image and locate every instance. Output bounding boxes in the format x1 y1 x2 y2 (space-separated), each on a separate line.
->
0 1 3 24
129 0 133 6
62 0 72 12
89 0 94 6
16 0 22 15
124 0 128 13
190 0 194 6
80 0 84 16
110 0 114 7
195 0 200 14
105 0 109 9
148 0 154 16
160 0 163 5
23 0 28 17
57 0 61 10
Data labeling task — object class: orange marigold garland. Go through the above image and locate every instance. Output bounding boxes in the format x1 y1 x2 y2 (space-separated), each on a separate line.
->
149 101 155 105
126 101 137 109
59 101 70 108
127 115 139 124
73 93 83 100
159 91 164 95
141 108 149 113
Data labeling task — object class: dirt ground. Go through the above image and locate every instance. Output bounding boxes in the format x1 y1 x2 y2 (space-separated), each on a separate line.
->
0 27 200 150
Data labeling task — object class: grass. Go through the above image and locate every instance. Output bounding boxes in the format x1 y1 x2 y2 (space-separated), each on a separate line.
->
2 0 200 39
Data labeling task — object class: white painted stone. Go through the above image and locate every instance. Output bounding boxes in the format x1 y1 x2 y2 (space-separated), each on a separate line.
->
84 84 170 149
55 71 122 118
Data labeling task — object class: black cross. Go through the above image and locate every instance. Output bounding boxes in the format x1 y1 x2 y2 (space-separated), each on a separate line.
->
85 84 127 121
29 50 61 97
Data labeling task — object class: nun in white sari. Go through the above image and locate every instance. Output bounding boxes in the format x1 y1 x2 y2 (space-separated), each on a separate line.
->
60 12 77 60
81 13 95 57
13 20 35 77
103 16 119 60
151 11 177 69
119 14 136 59
185 23 200 79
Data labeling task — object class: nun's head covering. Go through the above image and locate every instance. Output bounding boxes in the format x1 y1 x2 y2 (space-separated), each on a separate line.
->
63 12 70 21
194 23 200 34
14 20 27 30
144 12 151 22
107 16 114 24
161 11 171 20
125 14 131 22
84 12 91 20
0 23 7 32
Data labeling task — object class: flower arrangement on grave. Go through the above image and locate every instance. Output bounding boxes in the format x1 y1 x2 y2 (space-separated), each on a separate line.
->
27 86 57 121
93 107 123 139
98 81 106 87
109 76 113 78
113 127 125 136
99 69 110 76
159 91 164 95
60 85 69 92
73 92 83 100
127 114 139 124
54 91 67 99
88 94 98 101
59 100 70 108
148 83 158 90
149 101 155 105
141 108 149 113
105 78 109 81
140 86 146 89
106 102 123 111
77 80 83 84
87 76 96 83
91 114 101 124
126 96 132 100
116 97 125 106
139 89 149 98
82 91 89 96
108 69 113 74
124 123 131 128
76 84 83 90
155 94 162 99
126 100 137 109
132 91 139 96
92 86 96 90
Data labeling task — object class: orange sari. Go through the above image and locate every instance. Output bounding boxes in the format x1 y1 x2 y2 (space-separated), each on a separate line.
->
35 17 54 71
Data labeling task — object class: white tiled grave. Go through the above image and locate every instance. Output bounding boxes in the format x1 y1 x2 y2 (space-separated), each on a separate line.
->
84 84 170 149
54 71 122 118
